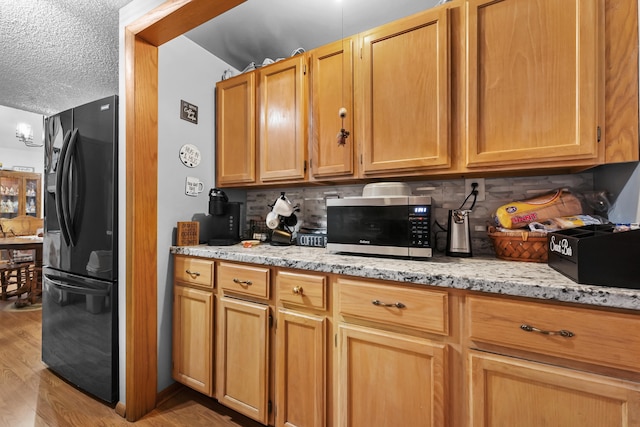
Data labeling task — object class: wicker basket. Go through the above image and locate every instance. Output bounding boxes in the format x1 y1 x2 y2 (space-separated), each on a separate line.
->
487 226 548 263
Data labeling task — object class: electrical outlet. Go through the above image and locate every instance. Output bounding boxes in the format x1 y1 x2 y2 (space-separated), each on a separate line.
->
464 178 485 202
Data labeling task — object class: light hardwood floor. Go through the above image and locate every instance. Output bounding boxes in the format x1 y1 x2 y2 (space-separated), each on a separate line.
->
0 298 262 427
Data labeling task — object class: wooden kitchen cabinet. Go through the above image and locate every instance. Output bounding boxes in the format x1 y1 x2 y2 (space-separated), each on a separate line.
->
469 350 640 427
338 324 446 427
359 6 451 177
336 277 449 427
467 294 640 426
465 0 605 170
216 72 257 186
0 170 41 218
216 261 272 424
258 55 308 183
172 256 215 396
217 296 270 424
172 285 214 396
308 37 356 180
275 270 329 427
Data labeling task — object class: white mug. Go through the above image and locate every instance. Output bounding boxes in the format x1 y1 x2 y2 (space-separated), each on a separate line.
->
185 176 204 196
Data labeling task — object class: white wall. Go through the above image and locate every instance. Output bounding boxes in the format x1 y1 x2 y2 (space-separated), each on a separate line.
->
156 36 231 391
0 105 44 173
0 105 46 216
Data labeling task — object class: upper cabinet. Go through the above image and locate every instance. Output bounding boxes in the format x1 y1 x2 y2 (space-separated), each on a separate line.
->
257 55 308 183
308 37 356 180
215 0 637 188
465 0 605 169
359 7 451 176
216 72 256 186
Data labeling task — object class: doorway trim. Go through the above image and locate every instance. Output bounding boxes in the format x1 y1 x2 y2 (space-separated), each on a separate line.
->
122 0 244 421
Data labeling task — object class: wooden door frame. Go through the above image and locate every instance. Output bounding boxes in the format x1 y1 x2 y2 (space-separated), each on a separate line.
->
122 0 244 421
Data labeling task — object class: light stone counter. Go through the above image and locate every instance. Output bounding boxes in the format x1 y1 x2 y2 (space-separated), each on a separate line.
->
171 244 640 311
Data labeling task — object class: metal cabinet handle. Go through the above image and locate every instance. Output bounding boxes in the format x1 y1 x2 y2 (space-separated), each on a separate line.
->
185 269 200 278
520 324 574 338
372 299 406 309
233 278 252 286
292 286 303 295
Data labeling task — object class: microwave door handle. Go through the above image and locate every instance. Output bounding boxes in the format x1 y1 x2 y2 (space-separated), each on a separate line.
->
61 128 79 246
55 129 72 246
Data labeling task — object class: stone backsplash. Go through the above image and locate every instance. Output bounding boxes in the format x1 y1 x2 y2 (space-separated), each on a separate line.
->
244 172 595 256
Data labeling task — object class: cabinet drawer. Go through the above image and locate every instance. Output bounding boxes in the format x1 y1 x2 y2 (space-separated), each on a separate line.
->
174 256 214 289
468 295 640 372
337 278 448 335
276 270 326 310
218 262 270 299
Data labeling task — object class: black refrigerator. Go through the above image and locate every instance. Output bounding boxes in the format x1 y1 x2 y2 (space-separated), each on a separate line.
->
41 95 119 404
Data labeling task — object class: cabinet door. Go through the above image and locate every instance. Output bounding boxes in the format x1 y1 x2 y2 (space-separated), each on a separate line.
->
309 37 355 180
172 285 214 396
258 56 307 183
469 350 640 427
216 73 256 186
217 296 270 424
338 324 446 427
275 309 326 427
360 7 451 176
0 171 41 219
466 0 604 168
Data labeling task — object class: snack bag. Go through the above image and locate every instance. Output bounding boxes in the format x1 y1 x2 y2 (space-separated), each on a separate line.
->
493 189 583 229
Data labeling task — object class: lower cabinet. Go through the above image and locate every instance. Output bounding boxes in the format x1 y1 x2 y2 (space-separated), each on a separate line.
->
275 269 329 427
276 309 326 427
172 285 214 396
467 294 640 427
338 324 446 427
335 277 450 426
172 255 215 397
469 350 640 427
172 255 640 427
216 295 271 424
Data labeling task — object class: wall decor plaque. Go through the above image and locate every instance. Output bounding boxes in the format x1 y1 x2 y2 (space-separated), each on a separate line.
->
180 100 198 124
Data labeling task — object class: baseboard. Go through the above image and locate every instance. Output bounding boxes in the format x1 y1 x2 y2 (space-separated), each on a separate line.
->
157 382 185 406
115 401 126 418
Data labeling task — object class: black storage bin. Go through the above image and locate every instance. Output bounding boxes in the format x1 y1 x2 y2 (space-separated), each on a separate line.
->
547 224 640 289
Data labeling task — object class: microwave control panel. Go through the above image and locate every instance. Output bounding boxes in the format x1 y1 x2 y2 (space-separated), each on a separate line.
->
409 205 431 248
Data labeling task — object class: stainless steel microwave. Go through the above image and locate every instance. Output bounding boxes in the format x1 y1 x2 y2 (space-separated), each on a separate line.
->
326 196 432 258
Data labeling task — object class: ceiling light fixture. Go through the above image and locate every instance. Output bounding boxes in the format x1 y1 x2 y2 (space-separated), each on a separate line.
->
16 122 41 147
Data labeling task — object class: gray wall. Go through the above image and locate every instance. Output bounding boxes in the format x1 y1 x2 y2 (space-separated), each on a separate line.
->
595 162 640 224
156 35 233 391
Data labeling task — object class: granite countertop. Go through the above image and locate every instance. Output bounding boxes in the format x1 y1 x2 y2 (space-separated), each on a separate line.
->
170 244 640 312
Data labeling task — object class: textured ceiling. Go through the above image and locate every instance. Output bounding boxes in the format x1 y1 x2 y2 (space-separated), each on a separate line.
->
0 0 440 119
0 0 132 116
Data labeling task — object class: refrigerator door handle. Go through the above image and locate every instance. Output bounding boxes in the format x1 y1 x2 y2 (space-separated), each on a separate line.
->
46 277 110 297
61 128 79 247
56 129 73 246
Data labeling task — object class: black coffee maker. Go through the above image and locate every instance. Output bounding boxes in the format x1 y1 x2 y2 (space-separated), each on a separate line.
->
207 188 241 246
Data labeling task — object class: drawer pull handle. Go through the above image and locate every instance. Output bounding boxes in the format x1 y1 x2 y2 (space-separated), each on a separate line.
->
185 269 200 278
520 324 574 338
233 278 253 286
372 299 406 309
292 286 303 295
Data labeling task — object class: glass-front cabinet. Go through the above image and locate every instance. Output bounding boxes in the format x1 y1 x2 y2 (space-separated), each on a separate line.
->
0 170 41 218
